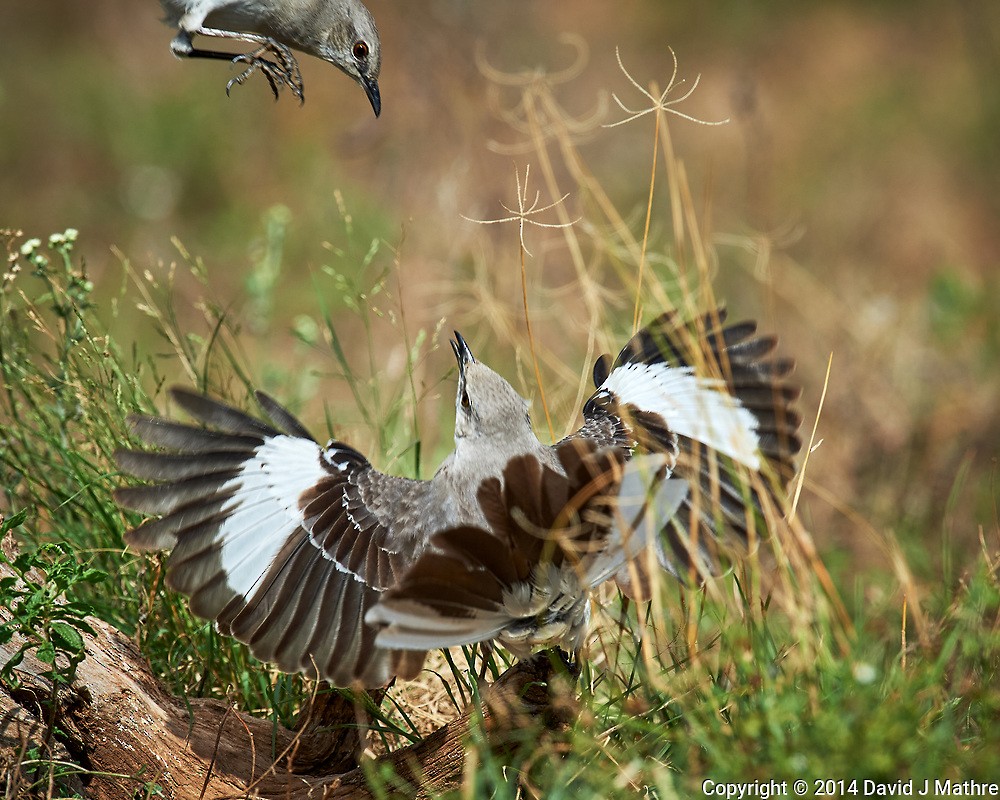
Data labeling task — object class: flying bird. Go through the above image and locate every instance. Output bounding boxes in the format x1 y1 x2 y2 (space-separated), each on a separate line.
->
159 0 382 113
115 309 801 686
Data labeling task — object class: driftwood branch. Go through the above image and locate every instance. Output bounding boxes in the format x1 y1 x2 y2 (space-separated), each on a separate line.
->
0 540 576 799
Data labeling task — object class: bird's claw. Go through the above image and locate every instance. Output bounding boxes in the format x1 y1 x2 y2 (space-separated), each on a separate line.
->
226 40 304 103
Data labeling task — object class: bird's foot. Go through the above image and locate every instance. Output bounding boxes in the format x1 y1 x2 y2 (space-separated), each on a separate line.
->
227 40 304 103
524 647 581 680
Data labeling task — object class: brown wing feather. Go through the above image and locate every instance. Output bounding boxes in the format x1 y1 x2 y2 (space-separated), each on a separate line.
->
367 439 630 670
115 387 428 687
562 309 802 586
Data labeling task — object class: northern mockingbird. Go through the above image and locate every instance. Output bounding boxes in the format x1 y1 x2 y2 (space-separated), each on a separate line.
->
160 0 381 113
115 309 800 686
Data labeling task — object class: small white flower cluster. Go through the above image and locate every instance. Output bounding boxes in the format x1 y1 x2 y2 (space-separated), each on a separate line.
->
4 229 81 288
48 228 79 249
4 252 24 287
19 237 46 267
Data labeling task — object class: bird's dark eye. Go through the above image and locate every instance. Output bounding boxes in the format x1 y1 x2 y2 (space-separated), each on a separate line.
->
352 41 369 60
460 391 472 411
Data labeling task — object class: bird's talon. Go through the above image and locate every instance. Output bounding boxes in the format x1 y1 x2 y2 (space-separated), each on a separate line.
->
225 50 302 101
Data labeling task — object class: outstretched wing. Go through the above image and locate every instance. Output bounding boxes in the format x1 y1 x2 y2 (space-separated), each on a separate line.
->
563 308 802 585
115 387 429 687
367 439 686 675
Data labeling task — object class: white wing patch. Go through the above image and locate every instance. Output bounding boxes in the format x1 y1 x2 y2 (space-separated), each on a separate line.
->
215 435 329 599
602 362 761 470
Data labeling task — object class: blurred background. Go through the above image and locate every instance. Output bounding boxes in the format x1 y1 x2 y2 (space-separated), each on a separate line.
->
3 1 998 603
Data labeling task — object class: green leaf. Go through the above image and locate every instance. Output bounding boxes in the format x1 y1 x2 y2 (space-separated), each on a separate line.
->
35 641 56 664
1 646 26 676
50 621 85 654
78 567 108 584
0 509 28 535
12 552 36 573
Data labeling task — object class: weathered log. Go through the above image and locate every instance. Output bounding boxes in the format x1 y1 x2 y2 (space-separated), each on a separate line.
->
1 536 576 799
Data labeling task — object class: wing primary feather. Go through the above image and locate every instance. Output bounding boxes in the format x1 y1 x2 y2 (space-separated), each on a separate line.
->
254 391 316 441
126 416 263 453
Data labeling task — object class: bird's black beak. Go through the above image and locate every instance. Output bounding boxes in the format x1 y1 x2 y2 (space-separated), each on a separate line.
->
361 75 381 117
450 331 475 374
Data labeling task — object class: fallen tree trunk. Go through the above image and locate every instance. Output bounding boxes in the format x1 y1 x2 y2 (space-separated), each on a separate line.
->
0 537 575 799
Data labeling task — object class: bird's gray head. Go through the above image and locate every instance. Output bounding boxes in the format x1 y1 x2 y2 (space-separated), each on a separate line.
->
451 332 533 443
316 0 381 116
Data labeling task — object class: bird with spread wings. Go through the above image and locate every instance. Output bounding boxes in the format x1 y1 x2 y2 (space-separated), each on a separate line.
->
115 309 801 686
